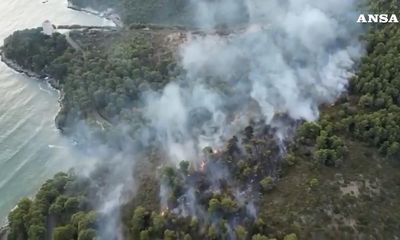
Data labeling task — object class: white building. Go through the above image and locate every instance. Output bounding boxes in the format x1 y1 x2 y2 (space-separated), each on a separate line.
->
42 20 55 35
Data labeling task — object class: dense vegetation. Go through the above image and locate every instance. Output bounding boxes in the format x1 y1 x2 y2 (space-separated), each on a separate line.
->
68 0 248 27
69 0 191 25
7 173 97 240
4 0 400 240
2 29 68 75
3 27 178 136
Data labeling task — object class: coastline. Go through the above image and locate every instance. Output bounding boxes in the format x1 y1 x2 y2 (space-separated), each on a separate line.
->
0 224 8 240
0 1 117 235
0 51 61 91
0 53 66 234
67 1 123 28
0 2 122 134
0 33 61 240
0 51 67 131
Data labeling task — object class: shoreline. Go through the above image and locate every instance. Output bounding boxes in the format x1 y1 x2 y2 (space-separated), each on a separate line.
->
0 51 61 92
0 224 8 240
0 1 117 234
0 52 65 231
67 1 123 28
0 2 122 134
0 51 66 131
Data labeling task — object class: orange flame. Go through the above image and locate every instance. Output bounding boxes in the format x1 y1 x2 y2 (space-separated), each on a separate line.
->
213 148 222 154
161 207 169 216
200 160 207 172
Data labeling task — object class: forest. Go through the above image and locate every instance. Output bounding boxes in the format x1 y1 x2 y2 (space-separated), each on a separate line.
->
2 0 400 239
68 0 248 27
3 26 179 138
68 0 191 26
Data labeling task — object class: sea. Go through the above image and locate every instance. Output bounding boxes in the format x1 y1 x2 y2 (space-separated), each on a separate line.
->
0 0 113 224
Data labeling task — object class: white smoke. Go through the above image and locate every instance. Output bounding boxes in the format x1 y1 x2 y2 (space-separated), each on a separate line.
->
95 150 136 240
67 123 138 240
144 0 363 164
70 0 365 237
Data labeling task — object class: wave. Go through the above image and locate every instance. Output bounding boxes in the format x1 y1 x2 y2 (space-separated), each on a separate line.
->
0 92 37 122
0 122 44 166
0 80 26 94
0 147 42 190
3 83 28 99
38 82 57 96
47 144 65 149
0 111 36 144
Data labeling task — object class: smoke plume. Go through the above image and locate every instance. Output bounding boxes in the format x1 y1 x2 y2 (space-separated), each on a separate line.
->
144 0 363 164
74 0 364 238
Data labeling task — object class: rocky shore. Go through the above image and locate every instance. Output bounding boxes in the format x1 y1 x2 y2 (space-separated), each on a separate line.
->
56 24 117 31
0 225 8 240
0 51 60 91
0 2 120 237
67 1 123 28
0 50 67 133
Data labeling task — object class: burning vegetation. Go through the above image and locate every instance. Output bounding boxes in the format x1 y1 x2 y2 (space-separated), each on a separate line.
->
3 0 400 240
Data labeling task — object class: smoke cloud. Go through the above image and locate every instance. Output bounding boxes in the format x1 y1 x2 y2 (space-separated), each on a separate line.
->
144 0 363 164
70 0 364 238
141 0 364 226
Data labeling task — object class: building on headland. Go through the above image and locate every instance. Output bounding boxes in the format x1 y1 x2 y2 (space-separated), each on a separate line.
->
42 20 55 35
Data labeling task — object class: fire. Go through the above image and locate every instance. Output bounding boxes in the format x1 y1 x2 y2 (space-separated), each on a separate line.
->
200 160 207 172
161 207 169 216
213 148 222 154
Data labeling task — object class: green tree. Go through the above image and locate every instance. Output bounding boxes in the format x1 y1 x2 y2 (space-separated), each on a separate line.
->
388 142 400 157
184 234 193 240
235 225 248 240
28 225 47 240
140 229 150 240
283 233 298 240
164 229 176 240
260 177 274 192
179 161 190 174
208 198 220 213
78 229 97 240
252 234 270 240
131 206 149 237
7 198 32 240
297 122 321 144
207 225 218 240
53 225 75 240
221 197 237 214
